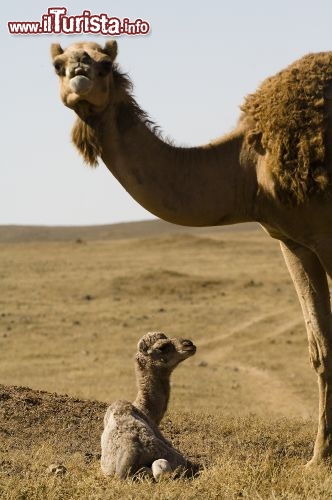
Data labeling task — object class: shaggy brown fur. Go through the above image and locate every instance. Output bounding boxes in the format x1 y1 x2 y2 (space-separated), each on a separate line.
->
72 116 102 167
241 52 332 204
71 68 156 167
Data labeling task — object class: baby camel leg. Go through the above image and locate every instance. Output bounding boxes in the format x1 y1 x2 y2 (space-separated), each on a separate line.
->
115 447 142 479
280 240 332 465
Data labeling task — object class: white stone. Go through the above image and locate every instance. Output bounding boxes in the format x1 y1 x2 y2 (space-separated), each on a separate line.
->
151 459 172 480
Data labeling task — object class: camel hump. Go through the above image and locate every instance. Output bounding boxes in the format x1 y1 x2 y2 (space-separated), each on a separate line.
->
241 51 332 205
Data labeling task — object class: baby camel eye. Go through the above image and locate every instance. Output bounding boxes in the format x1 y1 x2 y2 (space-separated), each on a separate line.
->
158 343 173 353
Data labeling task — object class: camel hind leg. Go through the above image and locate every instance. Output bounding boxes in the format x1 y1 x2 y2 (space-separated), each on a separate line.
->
280 239 332 465
281 240 332 463
309 237 332 464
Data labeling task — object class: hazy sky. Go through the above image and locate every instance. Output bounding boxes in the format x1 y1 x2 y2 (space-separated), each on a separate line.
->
3 0 332 226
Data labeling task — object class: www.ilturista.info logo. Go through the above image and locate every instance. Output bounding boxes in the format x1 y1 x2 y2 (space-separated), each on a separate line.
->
8 7 150 35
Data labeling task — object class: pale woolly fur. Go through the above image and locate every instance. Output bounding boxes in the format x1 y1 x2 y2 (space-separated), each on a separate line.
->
100 332 198 480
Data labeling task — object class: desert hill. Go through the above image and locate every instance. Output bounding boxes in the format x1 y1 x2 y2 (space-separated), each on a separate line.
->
0 220 258 243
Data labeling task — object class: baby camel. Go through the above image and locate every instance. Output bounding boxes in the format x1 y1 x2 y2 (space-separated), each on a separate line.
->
101 332 196 480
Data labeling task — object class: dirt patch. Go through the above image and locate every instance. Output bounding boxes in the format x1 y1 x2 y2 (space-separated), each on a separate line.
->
0 384 107 470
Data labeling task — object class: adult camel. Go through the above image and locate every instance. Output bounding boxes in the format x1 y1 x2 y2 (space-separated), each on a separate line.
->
51 39 332 466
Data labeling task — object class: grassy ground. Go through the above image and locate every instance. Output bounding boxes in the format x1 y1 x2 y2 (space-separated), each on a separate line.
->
0 391 330 499
0 384 330 499
0 221 330 498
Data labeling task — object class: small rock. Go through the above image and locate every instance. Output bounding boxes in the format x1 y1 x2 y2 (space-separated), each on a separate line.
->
84 453 94 464
47 463 67 476
83 294 94 301
244 280 263 288
197 360 208 367
152 459 172 481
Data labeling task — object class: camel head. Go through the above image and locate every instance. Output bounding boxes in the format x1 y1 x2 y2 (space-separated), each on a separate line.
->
136 332 196 372
51 40 118 117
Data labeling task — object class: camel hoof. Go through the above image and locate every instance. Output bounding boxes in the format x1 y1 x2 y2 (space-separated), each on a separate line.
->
305 459 316 469
152 459 172 480
305 456 332 468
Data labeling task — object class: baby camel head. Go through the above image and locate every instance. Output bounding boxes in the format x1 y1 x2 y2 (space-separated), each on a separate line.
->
136 332 196 372
51 40 119 116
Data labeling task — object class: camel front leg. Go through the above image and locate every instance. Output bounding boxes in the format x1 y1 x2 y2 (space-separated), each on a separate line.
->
280 240 332 465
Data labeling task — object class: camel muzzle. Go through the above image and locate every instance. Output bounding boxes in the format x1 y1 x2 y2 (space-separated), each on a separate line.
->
69 75 93 95
180 340 196 354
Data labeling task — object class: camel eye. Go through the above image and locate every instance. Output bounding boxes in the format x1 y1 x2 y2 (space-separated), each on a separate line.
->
99 60 112 76
81 52 91 65
53 62 64 76
158 343 173 353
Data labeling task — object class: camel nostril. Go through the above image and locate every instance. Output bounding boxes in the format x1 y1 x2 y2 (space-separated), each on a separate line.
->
182 340 194 347
74 67 87 76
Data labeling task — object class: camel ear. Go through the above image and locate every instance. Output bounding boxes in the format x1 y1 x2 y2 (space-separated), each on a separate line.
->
104 40 118 61
51 43 64 60
247 130 266 155
137 332 167 354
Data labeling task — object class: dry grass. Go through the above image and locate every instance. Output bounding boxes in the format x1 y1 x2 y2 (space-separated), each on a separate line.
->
1 411 331 499
0 221 330 498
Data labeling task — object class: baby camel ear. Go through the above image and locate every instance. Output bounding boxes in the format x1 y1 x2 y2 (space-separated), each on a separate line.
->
104 40 118 61
137 332 167 354
137 338 149 355
50 43 64 60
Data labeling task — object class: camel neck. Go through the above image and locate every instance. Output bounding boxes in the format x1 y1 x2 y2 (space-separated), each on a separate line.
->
132 364 171 426
93 100 258 227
